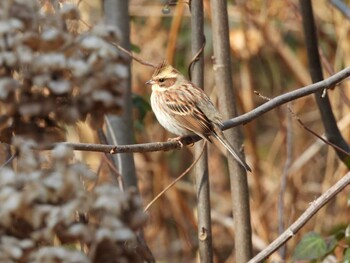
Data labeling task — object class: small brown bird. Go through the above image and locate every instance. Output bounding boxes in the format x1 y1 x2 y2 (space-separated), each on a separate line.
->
146 61 251 172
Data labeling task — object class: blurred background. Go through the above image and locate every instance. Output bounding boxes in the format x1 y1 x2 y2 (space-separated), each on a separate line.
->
38 0 350 262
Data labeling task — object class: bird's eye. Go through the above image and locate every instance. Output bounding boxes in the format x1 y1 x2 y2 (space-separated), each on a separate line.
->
158 78 165 83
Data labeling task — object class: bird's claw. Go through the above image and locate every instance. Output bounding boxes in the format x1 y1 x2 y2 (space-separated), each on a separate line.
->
188 141 195 147
168 136 184 148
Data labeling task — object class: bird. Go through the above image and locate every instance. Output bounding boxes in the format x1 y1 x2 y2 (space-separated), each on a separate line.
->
146 61 251 172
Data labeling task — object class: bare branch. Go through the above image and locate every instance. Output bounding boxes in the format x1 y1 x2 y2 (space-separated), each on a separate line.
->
248 171 350 263
223 66 350 128
330 0 350 20
111 42 157 68
290 110 350 157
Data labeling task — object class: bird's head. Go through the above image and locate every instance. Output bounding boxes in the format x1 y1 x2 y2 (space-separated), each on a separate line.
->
146 61 184 90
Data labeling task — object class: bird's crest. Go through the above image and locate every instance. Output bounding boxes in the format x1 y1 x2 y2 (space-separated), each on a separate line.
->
152 60 178 78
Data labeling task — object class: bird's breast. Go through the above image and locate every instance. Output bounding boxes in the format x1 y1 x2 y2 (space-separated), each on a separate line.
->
150 91 190 136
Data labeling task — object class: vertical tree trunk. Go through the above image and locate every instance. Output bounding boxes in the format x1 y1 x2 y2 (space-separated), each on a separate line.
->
191 0 213 262
103 0 138 190
102 1 154 261
209 0 252 261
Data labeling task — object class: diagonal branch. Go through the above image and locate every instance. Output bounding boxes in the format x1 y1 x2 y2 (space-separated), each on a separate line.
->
248 171 350 263
223 66 350 129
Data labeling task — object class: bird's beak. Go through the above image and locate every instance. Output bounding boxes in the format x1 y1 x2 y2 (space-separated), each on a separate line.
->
145 80 155 86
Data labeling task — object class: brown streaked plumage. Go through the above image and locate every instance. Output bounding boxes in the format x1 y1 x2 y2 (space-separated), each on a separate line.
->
146 61 251 172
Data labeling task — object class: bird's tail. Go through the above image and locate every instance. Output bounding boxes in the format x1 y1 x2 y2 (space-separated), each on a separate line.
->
213 129 252 172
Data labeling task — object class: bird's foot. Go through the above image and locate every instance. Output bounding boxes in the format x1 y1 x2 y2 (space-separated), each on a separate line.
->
167 136 184 148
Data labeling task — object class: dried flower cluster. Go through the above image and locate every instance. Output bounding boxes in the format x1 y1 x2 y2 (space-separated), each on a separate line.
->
0 0 127 143
0 141 147 263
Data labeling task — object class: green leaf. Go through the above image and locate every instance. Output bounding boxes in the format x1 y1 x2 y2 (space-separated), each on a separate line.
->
293 232 328 260
344 248 350 263
132 93 151 128
130 43 141 53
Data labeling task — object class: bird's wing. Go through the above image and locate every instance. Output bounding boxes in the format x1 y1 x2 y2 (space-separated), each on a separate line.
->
164 87 213 140
161 85 252 172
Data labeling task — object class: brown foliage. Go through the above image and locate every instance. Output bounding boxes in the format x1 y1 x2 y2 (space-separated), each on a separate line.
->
0 0 126 144
0 141 147 262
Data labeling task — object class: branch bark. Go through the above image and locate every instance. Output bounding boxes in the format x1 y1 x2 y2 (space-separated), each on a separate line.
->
248 172 350 263
209 0 252 261
191 0 213 262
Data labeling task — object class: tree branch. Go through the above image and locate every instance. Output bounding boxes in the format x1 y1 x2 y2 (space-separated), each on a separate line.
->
34 66 350 154
223 66 350 128
248 171 350 263
330 0 350 20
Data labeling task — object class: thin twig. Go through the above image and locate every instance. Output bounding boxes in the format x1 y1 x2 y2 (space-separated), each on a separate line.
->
248 171 350 263
102 154 124 191
144 141 206 212
111 42 157 68
253 91 271 101
98 127 124 190
289 113 350 173
289 110 350 158
77 18 156 68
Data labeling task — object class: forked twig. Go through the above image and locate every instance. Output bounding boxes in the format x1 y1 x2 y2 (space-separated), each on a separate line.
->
144 141 207 212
